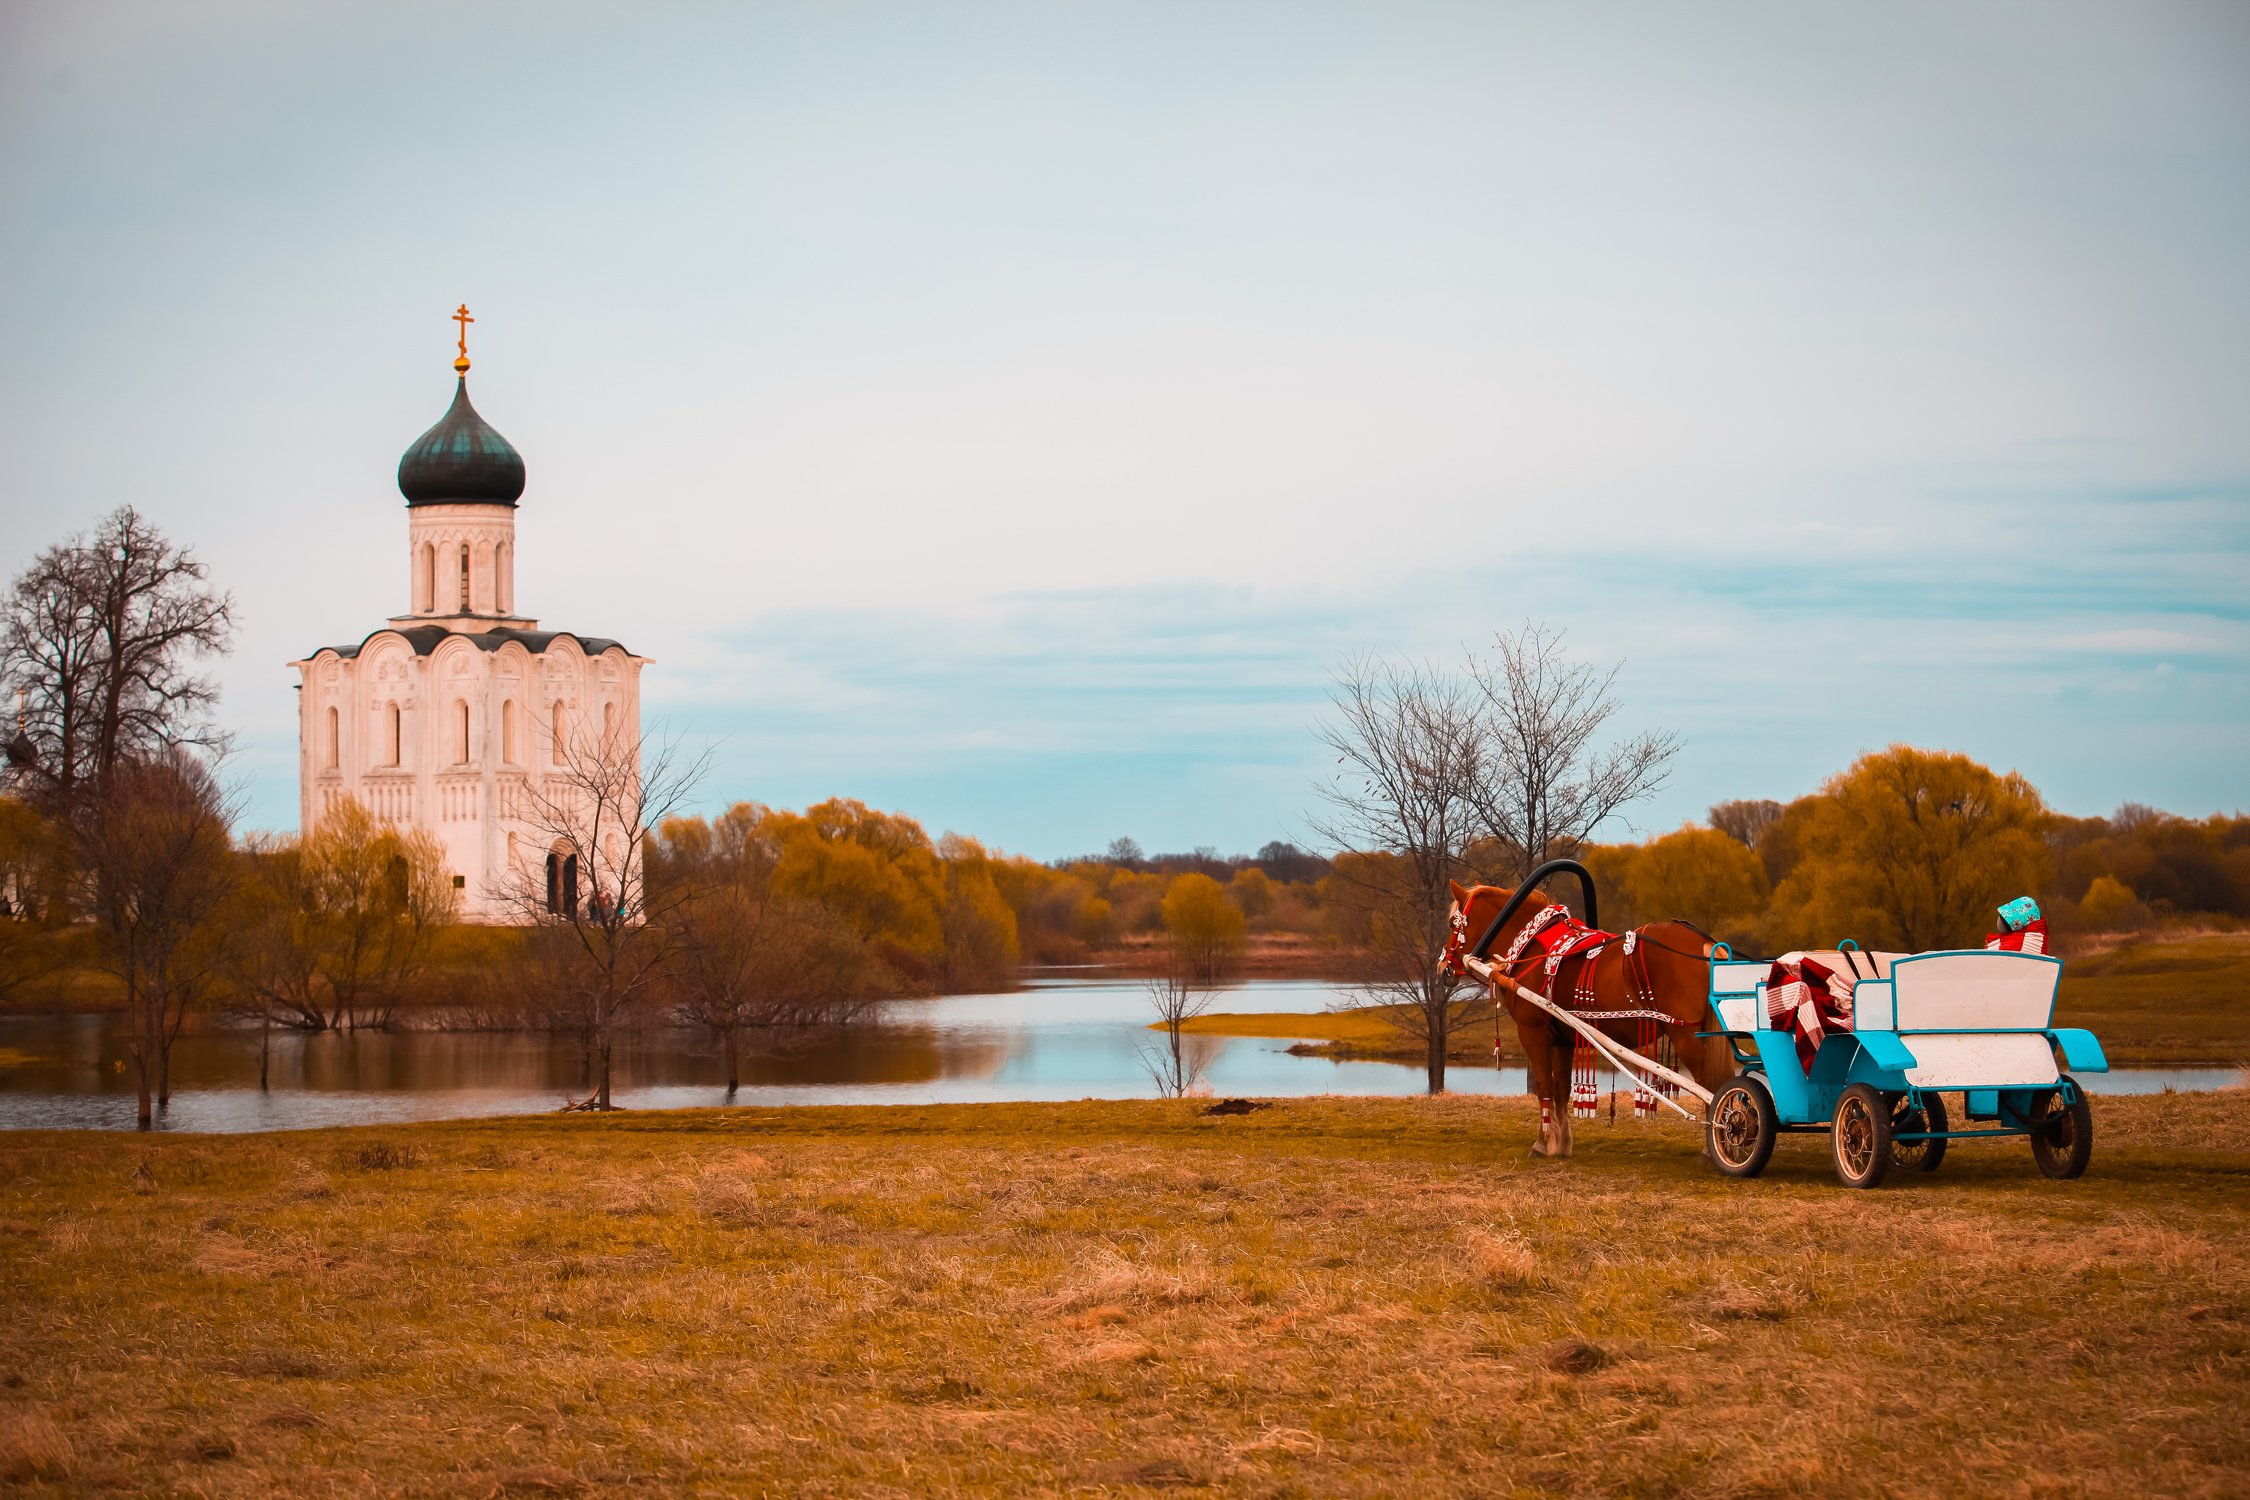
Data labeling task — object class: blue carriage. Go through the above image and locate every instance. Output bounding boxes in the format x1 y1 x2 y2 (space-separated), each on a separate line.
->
1701 945 2108 1188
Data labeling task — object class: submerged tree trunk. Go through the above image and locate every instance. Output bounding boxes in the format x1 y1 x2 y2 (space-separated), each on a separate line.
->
157 992 174 1107
259 1001 272 1092
724 1026 740 1093
134 988 155 1130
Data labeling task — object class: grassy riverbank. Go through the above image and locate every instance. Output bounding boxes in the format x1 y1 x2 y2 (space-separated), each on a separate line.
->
3 1092 2246 1496
1190 932 2250 1069
2055 932 2250 1066
1176 1005 1502 1061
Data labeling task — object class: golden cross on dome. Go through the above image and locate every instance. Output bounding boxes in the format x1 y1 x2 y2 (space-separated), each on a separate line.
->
452 304 475 372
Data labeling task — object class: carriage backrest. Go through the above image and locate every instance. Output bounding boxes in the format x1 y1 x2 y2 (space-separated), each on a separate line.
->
1878 950 2061 1033
1709 961 1766 1032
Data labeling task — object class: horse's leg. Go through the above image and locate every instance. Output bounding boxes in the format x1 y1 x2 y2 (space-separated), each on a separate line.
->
1553 1022 1576 1157
1514 1011 1564 1157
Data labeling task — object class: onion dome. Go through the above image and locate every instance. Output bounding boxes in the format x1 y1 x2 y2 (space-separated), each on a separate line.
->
396 374 525 506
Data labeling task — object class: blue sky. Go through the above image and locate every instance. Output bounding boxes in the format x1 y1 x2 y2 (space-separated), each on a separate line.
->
2 2 2244 858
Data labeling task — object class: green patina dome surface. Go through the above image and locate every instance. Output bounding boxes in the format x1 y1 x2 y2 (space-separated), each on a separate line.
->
397 376 525 505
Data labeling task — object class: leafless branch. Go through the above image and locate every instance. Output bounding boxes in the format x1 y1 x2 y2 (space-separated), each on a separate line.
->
1306 654 1495 1092
1464 623 1676 878
1137 964 1216 1098
488 720 711 1108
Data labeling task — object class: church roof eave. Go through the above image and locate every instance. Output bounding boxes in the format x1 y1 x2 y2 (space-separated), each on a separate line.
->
301 624 637 662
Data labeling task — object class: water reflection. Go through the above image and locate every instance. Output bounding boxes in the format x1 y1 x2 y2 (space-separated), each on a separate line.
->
0 977 2234 1132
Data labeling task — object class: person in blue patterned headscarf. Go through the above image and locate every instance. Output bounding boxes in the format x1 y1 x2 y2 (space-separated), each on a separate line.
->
1988 896 2048 954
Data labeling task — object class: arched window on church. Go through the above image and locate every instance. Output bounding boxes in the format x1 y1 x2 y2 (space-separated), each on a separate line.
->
551 702 566 766
454 700 470 765
501 699 518 764
544 847 579 916
495 542 511 613
386 702 402 766
602 701 614 747
325 707 339 770
419 543 436 613
458 546 472 611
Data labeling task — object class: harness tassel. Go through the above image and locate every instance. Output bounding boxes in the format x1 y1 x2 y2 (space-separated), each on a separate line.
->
1570 1036 1597 1119
1634 1019 1657 1119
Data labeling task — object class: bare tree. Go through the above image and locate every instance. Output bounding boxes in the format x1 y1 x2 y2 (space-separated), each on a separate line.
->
1138 962 1216 1097
1310 655 1494 1094
1465 623 1676 879
494 723 708 1110
671 886 883 1093
655 808 885 1093
81 750 238 1128
1709 798 1783 849
1 508 234 826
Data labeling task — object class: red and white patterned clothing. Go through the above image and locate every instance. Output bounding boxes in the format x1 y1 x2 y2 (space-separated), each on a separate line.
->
1985 918 2048 954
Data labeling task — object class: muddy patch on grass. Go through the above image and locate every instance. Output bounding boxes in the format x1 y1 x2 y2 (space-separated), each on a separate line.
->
1542 1338 1610 1375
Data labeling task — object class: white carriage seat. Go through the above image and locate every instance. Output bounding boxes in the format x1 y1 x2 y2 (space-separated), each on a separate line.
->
1708 960 1768 1033
1889 950 2060 1032
1878 951 2065 1090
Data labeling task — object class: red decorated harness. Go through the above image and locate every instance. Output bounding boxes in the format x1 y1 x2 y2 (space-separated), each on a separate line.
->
1449 900 1683 1120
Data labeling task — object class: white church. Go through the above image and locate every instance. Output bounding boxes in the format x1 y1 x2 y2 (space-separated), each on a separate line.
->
291 311 646 920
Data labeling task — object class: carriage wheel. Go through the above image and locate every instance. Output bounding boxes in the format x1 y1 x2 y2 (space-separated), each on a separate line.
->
1706 1074 1778 1179
2029 1077 2093 1180
1891 1091 1948 1174
1831 1084 1892 1189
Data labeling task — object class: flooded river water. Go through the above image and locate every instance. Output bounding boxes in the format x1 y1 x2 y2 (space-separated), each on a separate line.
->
0 976 2234 1132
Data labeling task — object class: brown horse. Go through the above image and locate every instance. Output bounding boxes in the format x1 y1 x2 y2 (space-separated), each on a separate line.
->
1446 879 1739 1158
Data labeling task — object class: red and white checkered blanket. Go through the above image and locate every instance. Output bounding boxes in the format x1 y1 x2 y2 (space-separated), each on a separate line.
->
1765 953 1857 1069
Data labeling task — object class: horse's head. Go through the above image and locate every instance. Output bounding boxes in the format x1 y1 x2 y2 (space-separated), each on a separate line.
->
1443 879 1534 976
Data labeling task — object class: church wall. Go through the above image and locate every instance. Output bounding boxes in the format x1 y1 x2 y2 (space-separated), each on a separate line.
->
294 634 645 923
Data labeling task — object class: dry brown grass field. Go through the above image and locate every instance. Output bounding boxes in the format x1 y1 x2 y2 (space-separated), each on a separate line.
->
3 1090 2247 1497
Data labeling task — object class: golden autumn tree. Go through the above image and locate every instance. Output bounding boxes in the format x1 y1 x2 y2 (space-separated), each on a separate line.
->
1230 866 1278 921
1160 872 1246 985
1769 745 2049 951
652 807 888 1093
768 798 948 976
935 834 1022 989
1621 825 1768 937
235 798 457 1033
